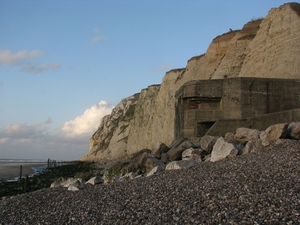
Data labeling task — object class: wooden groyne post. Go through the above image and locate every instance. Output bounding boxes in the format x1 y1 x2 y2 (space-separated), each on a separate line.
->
47 158 50 170
24 174 29 191
47 158 59 169
19 165 22 179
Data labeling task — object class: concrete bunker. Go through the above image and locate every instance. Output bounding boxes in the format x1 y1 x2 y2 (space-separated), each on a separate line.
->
175 77 300 139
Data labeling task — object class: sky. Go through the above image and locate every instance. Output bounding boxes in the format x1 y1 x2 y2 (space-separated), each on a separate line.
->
0 0 293 161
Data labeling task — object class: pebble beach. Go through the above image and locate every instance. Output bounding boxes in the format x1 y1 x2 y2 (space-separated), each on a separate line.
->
0 140 299 224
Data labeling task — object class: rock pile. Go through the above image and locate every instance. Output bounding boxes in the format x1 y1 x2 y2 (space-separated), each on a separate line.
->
53 122 300 191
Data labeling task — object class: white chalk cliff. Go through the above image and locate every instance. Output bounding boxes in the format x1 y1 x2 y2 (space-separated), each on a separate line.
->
81 3 300 161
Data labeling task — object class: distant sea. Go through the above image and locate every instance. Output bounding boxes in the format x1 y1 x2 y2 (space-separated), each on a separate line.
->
0 158 47 163
0 159 48 181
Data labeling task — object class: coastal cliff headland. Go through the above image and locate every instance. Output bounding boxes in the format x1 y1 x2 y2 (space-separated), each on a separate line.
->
1 3 300 224
82 2 300 162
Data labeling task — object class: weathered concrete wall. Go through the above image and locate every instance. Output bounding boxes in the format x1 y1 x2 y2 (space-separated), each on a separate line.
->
206 108 300 137
176 78 300 139
239 78 300 118
246 108 300 131
206 119 247 136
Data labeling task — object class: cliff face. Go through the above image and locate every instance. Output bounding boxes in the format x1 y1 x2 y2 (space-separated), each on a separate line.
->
81 3 300 161
239 3 300 78
82 94 140 160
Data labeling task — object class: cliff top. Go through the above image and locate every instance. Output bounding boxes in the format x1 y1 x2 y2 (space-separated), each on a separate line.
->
287 2 300 16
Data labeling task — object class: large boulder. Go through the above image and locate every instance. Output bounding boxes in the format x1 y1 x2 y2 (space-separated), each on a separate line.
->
165 160 196 170
203 154 211 162
143 156 165 174
131 148 152 160
86 176 104 185
259 123 288 146
110 149 150 175
235 127 260 144
68 185 80 192
50 177 84 189
224 132 236 143
182 148 202 162
152 141 169 159
167 139 197 161
235 143 246 155
120 162 140 175
109 161 132 176
103 174 119 184
210 137 238 162
146 166 165 177
50 177 66 188
200 135 218 154
286 122 300 140
160 153 169 163
107 149 165 175
131 151 165 174
119 172 139 181
63 178 84 188
242 139 263 154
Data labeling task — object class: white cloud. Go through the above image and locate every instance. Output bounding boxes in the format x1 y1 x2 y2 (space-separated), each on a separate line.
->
0 122 89 159
0 100 113 160
22 62 60 73
0 49 60 74
0 50 43 66
62 101 113 137
1 124 48 139
152 63 173 73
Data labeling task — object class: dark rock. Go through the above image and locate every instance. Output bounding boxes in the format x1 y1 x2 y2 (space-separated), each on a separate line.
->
243 139 263 154
200 135 219 154
143 157 165 174
160 153 169 163
224 132 236 143
167 139 199 161
167 139 187 161
152 141 169 159
286 122 300 139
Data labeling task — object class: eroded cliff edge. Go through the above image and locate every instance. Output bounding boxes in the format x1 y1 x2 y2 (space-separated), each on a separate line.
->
81 3 300 161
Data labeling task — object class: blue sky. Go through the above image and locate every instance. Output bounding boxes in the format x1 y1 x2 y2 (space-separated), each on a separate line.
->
0 0 292 160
